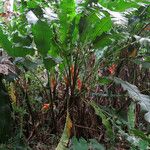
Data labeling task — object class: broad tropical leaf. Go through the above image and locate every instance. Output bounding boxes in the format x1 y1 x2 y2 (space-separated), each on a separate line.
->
113 77 150 123
98 0 150 11
32 21 52 56
80 11 112 45
59 0 76 44
97 4 128 27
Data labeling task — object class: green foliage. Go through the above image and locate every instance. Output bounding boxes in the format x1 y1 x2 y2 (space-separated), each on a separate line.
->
32 21 52 56
70 137 105 150
128 102 135 129
59 0 76 44
0 0 149 149
80 11 112 45
0 27 34 57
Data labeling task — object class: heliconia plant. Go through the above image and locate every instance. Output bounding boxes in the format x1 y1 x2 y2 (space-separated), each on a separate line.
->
0 0 149 149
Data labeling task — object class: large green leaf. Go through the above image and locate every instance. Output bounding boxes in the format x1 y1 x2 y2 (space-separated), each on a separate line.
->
80 11 112 45
43 56 58 71
32 21 52 56
59 0 76 44
98 0 150 11
70 14 81 45
0 28 12 53
93 33 113 49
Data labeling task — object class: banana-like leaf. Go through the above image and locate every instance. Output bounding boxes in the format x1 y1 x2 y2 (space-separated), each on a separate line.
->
97 4 128 27
59 0 76 44
113 77 150 123
80 11 112 45
32 21 52 56
56 111 73 150
98 0 149 11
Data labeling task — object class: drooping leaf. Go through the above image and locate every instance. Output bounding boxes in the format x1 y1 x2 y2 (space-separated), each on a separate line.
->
113 77 150 123
97 4 128 27
11 46 35 57
0 28 12 53
12 33 32 47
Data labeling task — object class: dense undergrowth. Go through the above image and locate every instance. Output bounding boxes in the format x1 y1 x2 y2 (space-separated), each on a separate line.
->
0 0 150 149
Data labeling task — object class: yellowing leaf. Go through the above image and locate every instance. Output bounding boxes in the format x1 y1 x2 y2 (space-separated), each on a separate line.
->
56 111 72 150
66 112 73 137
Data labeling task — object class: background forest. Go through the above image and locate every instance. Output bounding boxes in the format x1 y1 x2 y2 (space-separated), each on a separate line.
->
0 0 150 149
